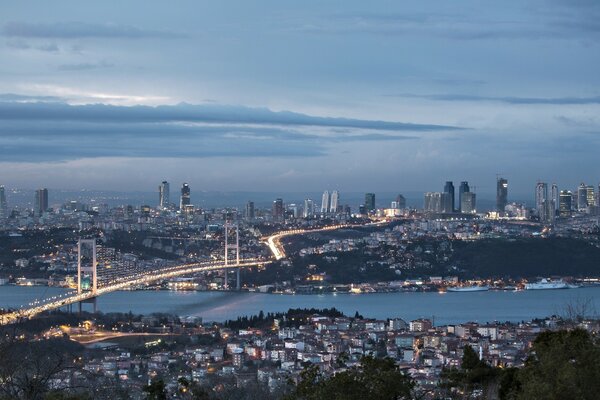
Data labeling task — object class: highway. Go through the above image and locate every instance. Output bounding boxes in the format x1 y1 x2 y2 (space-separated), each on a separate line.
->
0 258 267 326
263 221 388 260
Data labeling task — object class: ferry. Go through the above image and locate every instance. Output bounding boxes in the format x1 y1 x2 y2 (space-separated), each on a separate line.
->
447 285 489 292
524 278 571 290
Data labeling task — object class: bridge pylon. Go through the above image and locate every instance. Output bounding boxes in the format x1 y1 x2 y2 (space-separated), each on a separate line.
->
224 222 241 290
77 238 97 295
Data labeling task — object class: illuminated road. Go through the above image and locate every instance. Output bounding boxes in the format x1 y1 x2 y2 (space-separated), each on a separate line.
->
0 258 267 325
263 221 388 260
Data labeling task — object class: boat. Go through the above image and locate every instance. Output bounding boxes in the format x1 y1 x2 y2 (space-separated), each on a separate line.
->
524 278 569 290
447 285 489 292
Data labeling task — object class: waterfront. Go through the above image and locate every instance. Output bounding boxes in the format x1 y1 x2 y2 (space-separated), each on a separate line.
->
1 286 599 325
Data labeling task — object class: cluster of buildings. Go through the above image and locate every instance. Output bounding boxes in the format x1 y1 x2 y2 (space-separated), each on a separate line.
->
535 181 600 224
42 311 600 397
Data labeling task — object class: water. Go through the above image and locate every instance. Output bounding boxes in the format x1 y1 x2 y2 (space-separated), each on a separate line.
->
2 286 599 325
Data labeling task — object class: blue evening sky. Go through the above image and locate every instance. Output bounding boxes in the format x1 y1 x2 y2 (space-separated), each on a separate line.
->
0 0 599 197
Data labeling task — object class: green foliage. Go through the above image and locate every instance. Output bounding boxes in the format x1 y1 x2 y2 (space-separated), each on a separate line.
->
286 356 415 400
223 308 345 330
506 329 600 400
440 344 499 397
143 379 167 400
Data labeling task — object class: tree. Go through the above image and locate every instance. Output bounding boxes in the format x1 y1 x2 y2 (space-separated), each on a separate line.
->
286 356 415 400
143 379 167 400
506 329 600 400
439 344 498 399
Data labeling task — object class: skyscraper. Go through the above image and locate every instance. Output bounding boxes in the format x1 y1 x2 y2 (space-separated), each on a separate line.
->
180 183 191 210
424 192 442 213
551 183 559 213
460 192 476 214
272 198 284 221
329 190 339 213
159 181 170 209
586 185 595 209
245 201 255 221
321 191 330 214
535 182 553 223
303 199 314 218
577 183 587 211
365 193 376 212
458 181 469 213
496 178 508 213
443 181 455 212
395 194 406 209
0 185 7 220
559 190 572 218
34 188 48 217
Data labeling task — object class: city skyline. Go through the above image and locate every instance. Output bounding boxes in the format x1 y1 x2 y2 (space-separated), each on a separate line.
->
1 1 599 193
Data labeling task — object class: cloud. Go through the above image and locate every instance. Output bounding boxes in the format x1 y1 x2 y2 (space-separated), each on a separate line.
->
0 93 65 103
2 21 184 39
0 100 462 131
395 93 600 105
6 39 60 52
0 98 433 163
57 61 114 71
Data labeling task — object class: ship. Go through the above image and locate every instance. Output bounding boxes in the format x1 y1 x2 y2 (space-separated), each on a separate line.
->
524 278 570 290
447 285 489 292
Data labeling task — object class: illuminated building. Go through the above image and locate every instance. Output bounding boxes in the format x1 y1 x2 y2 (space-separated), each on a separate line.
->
559 190 572 218
586 185 595 210
159 181 170 209
496 178 508 213
272 198 284 221
180 183 191 210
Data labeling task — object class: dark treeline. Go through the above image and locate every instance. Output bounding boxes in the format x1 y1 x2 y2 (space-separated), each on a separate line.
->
223 308 346 330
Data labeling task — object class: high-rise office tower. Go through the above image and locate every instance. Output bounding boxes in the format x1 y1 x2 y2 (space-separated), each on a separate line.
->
496 178 508 213
329 190 339 213
365 193 376 212
34 188 48 217
395 194 406 209
443 181 455 212
585 185 595 209
245 201 255 221
303 199 314 218
458 181 469 213
597 183 600 207
180 183 191 210
577 183 587 211
272 198 284 221
559 190 572 218
424 192 442 213
460 192 476 214
551 183 559 213
321 191 330 214
0 185 7 220
159 181 170 209
535 182 553 223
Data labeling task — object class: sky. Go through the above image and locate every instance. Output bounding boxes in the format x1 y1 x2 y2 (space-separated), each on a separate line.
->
0 0 599 198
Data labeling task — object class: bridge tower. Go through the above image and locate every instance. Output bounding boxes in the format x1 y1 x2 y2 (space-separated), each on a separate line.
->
77 239 97 295
224 222 241 290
